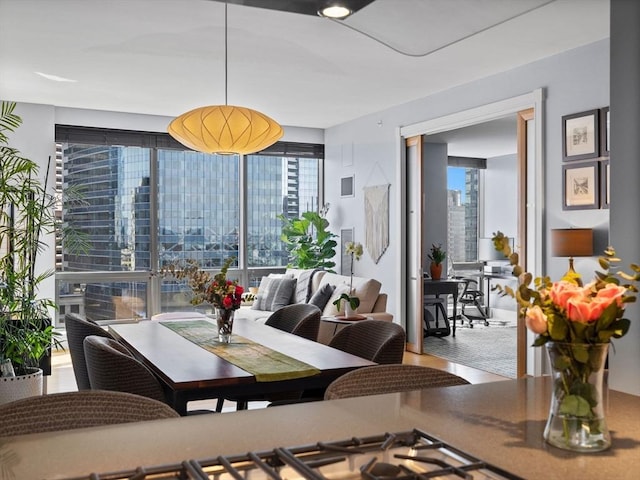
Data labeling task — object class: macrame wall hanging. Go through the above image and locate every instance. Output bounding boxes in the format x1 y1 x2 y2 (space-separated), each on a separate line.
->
364 183 390 264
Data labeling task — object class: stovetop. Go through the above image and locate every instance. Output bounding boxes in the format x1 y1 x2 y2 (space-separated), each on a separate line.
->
62 429 523 480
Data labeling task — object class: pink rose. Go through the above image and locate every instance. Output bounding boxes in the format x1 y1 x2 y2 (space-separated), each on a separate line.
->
595 283 626 307
549 281 584 309
566 298 602 323
525 305 548 334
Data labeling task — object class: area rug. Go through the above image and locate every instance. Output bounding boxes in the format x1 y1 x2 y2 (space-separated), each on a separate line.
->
423 322 517 379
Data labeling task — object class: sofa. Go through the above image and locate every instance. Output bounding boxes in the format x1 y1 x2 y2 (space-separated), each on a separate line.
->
239 268 392 343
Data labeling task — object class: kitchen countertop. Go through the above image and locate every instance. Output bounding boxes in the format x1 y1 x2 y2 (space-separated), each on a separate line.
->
1 377 639 479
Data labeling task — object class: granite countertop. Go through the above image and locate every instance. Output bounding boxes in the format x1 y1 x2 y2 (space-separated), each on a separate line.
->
1 377 639 479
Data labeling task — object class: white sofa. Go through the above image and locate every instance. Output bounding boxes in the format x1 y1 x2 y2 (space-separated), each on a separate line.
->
239 268 392 342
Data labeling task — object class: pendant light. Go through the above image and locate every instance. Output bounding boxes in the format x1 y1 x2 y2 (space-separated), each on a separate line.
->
168 1 283 155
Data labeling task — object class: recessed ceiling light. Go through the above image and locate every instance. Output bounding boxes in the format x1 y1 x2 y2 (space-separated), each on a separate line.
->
318 4 352 19
35 72 77 82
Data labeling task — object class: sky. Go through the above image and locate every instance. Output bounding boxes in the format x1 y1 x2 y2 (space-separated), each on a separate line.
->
448 167 466 201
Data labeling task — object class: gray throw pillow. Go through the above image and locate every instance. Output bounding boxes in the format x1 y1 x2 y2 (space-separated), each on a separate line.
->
266 278 297 311
307 283 336 311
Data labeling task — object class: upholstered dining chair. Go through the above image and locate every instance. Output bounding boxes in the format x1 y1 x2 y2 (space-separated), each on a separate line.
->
83 335 169 403
324 364 470 400
265 303 321 341
328 320 406 365
0 390 178 437
64 312 115 390
282 320 406 405
216 303 322 412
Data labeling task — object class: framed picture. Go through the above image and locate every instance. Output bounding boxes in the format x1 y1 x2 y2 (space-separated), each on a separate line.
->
562 161 600 210
340 175 354 197
600 106 610 156
562 109 600 161
340 228 354 275
601 160 610 209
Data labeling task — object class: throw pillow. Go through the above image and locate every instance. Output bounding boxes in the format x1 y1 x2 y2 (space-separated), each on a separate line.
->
252 277 297 311
293 269 318 303
307 283 336 311
266 277 297 311
323 283 351 316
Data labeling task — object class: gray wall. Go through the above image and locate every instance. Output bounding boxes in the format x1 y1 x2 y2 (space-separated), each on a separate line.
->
609 0 640 395
325 38 609 321
422 142 448 272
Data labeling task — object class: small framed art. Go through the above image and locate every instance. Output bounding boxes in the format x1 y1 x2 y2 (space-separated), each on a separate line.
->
600 106 610 157
340 175 354 197
562 109 600 161
601 160 610 209
562 161 600 210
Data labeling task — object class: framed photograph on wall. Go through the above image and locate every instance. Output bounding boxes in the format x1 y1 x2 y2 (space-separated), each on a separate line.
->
600 106 610 156
562 109 600 161
340 228 354 275
340 175 354 197
562 161 600 210
601 160 610 209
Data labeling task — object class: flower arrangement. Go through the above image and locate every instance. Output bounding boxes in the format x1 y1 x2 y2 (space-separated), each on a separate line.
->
165 257 245 311
333 241 363 312
492 231 639 451
491 231 636 346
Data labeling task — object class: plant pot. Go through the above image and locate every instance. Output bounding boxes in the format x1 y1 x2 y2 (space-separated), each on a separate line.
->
430 262 443 280
0 367 43 405
344 303 359 319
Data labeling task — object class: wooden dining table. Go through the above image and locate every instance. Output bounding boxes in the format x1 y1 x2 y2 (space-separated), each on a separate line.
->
109 316 376 415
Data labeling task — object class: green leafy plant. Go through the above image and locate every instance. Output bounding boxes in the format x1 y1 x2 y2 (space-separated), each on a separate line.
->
0 102 62 374
427 243 446 265
278 204 337 271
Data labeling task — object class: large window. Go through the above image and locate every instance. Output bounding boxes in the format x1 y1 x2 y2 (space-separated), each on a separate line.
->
447 164 481 263
55 126 322 323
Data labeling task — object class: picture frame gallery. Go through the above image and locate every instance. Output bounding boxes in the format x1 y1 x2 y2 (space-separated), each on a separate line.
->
561 107 610 210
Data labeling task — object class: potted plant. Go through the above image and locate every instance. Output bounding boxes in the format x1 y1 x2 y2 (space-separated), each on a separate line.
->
333 241 363 318
0 101 62 403
278 203 337 272
428 243 446 280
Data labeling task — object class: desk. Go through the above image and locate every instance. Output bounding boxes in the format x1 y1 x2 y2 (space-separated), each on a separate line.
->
109 317 374 415
423 279 461 337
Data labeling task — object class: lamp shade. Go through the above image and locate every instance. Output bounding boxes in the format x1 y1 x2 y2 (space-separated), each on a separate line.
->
168 105 284 155
551 228 593 257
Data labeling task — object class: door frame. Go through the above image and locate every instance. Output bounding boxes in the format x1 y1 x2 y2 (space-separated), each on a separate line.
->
397 89 545 376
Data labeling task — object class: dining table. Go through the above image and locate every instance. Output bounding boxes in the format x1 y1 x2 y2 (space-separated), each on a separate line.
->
108 316 375 415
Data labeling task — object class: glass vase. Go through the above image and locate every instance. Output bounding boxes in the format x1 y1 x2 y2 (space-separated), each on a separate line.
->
216 308 235 343
543 341 610 452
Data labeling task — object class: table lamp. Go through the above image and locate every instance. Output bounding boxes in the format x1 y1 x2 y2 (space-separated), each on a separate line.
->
551 228 593 286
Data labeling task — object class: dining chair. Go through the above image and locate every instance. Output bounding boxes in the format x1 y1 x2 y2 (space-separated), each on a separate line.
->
64 312 115 390
281 320 406 405
328 320 406 364
0 390 179 437
83 335 168 403
216 303 322 412
265 303 321 341
324 364 470 400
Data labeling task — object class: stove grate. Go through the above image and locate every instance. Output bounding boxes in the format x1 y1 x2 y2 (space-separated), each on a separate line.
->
61 429 523 480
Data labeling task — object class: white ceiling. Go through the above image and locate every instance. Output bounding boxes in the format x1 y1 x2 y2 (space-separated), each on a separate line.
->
0 0 609 133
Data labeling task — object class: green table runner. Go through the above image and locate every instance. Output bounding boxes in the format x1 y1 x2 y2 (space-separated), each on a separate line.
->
160 320 320 382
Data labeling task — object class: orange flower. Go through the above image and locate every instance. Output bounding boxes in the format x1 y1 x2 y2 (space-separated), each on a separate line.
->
525 305 548 333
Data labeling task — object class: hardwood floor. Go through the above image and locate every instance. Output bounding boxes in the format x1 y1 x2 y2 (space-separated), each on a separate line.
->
46 348 509 410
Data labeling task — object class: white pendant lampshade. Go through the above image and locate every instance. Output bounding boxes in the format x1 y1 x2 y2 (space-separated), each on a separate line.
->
168 104 283 155
167 1 283 156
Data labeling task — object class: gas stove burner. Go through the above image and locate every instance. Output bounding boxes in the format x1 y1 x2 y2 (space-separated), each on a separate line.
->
62 429 523 480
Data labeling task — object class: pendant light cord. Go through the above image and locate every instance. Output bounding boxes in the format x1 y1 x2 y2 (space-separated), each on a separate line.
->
224 1 228 105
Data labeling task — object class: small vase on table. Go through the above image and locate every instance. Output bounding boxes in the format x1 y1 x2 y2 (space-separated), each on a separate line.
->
216 308 235 343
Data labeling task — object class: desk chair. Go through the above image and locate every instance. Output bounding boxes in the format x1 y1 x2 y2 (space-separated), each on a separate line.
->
457 277 490 327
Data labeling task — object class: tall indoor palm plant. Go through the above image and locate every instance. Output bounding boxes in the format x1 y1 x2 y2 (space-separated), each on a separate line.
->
0 101 59 376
